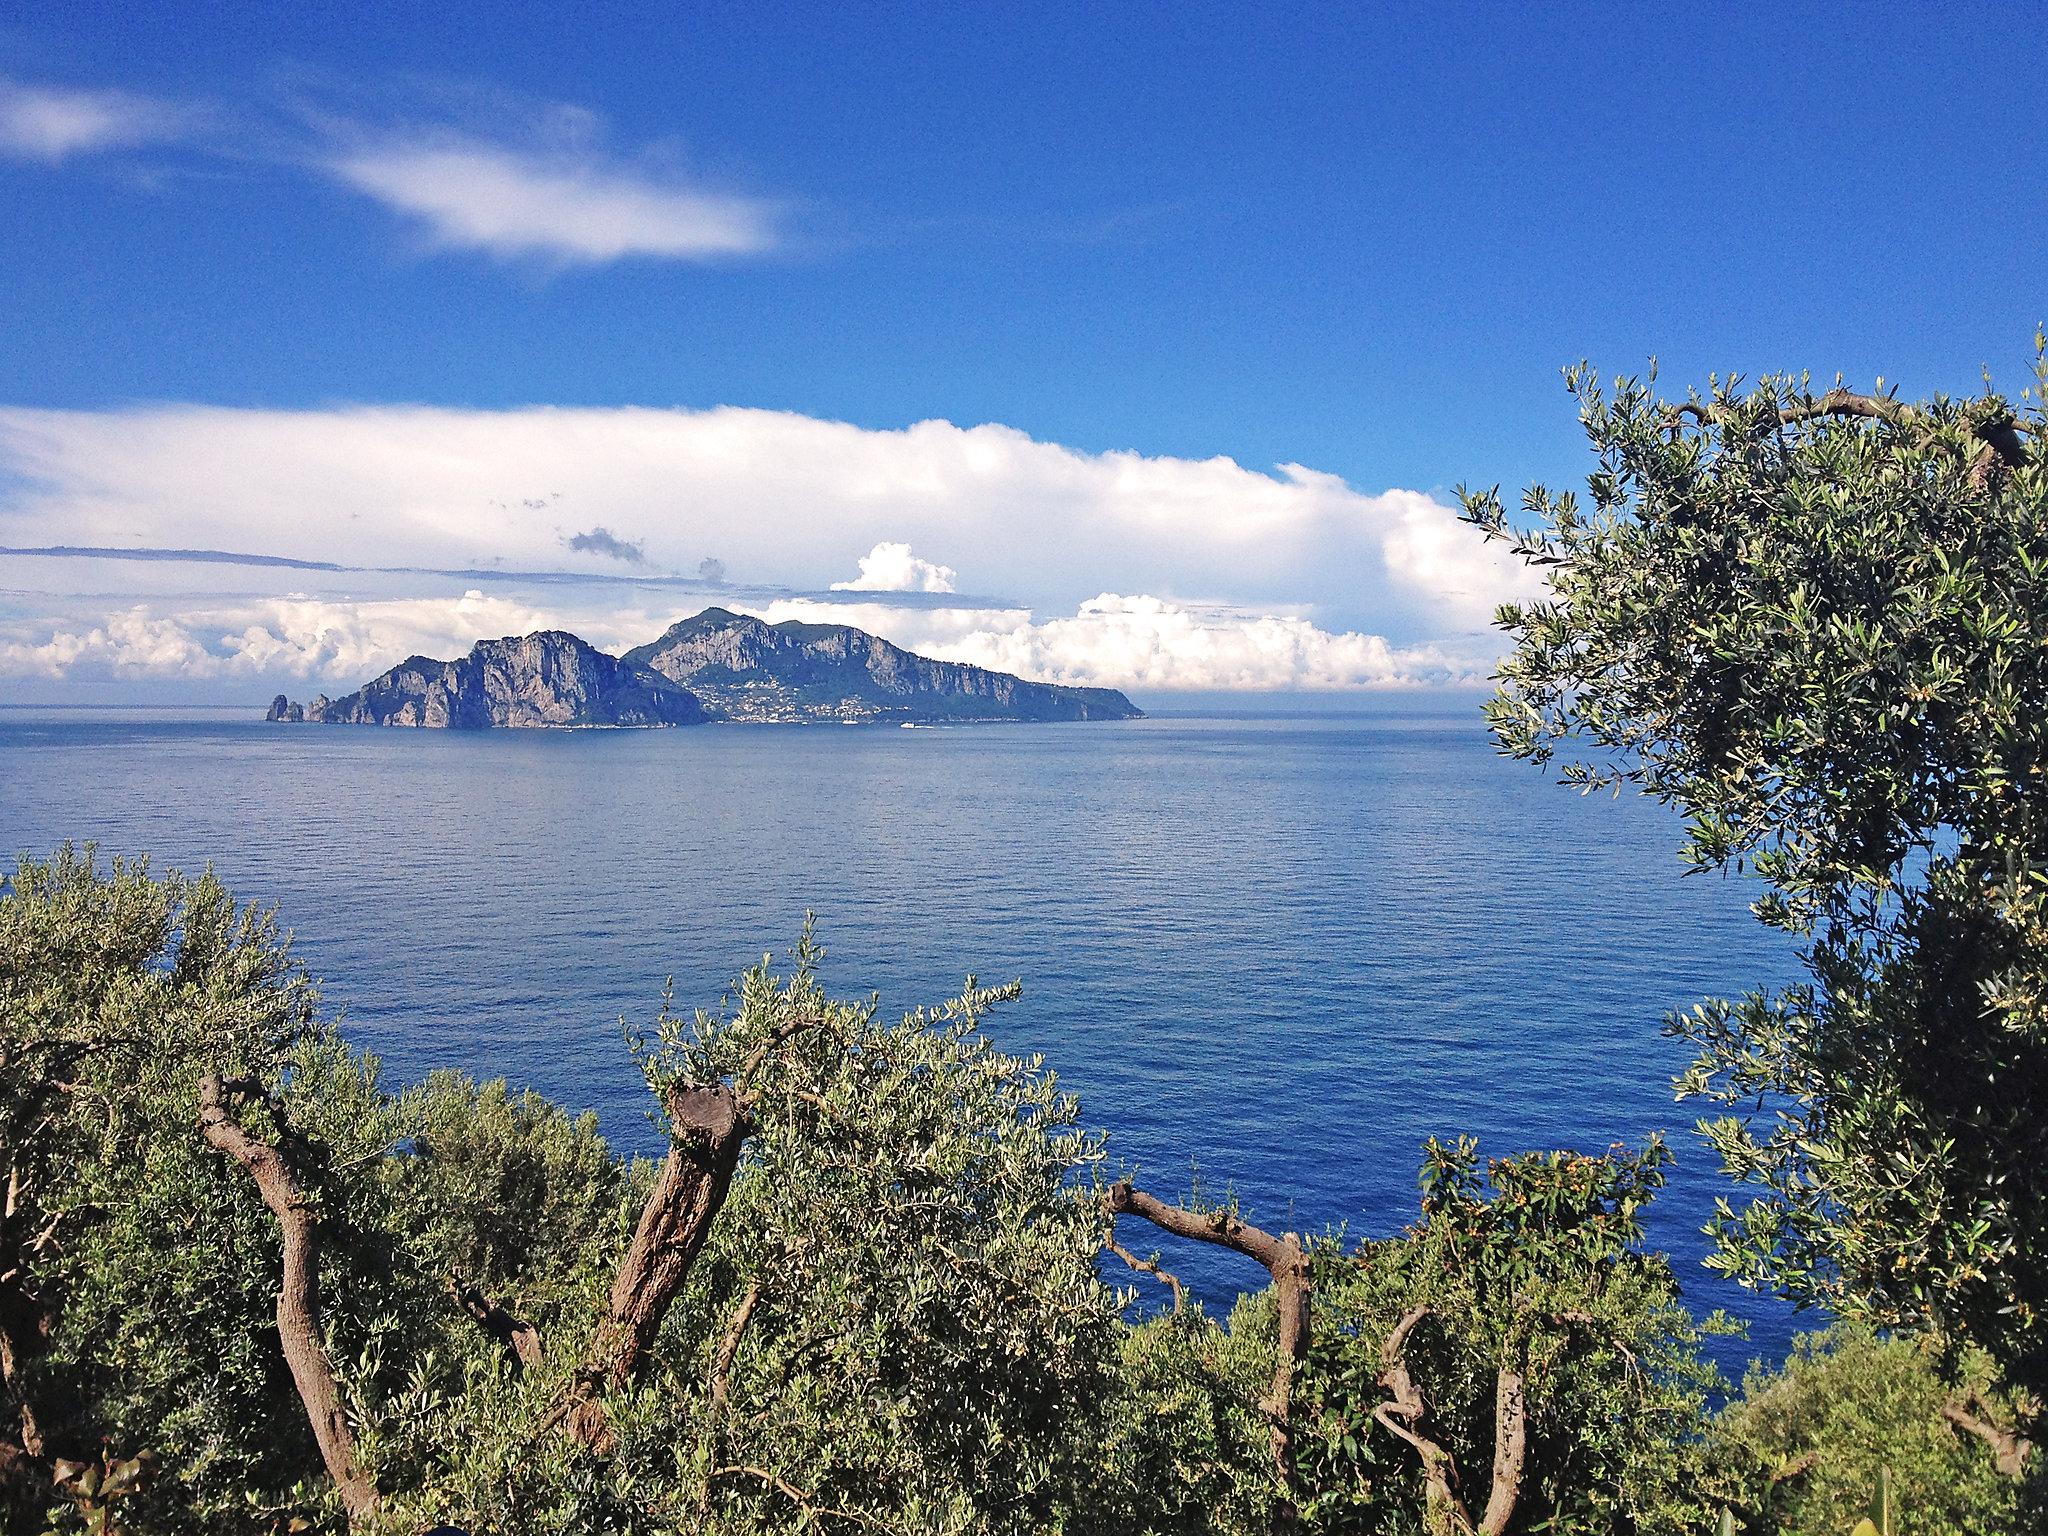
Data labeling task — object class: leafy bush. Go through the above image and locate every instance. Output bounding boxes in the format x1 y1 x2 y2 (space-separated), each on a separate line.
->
1711 1327 2036 1536
1293 1137 1731 1534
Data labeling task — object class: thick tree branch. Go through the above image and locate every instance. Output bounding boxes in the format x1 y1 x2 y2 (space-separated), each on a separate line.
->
1665 388 2033 490
1373 1306 1474 1534
696 1273 766 1517
197 1074 378 1526
568 1084 750 1452
1102 1181 1310 1485
1477 1339 1529 1536
706 1274 763 1420
1942 1392 2036 1479
449 1270 543 1376
1371 1306 1536 1536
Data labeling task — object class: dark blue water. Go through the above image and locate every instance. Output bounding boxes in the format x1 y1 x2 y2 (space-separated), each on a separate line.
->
0 706 1803 1374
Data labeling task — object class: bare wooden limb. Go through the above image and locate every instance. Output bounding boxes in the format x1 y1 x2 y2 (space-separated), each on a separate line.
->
707 1274 764 1419
568 1084 750 1452
695 1274 766 1517
710 1463 887 1529
1665 387 2033 489
197 1074 378 1526
735 1013 826 1095
1103 1181 1310 1487
449 1270 543 1375
1942 1393 2037 1479
1770 1449 1819 1483
1104 1230 1186 1313
1373 1305 1617 1536
1476 1341 1529 1536
1373 1305 1474 1534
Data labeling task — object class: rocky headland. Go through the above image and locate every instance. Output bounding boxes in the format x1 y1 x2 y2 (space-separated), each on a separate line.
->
266 608 1141 728
268 630 703 729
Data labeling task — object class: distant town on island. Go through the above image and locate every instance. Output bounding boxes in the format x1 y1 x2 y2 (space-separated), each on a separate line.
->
265 606 1143 728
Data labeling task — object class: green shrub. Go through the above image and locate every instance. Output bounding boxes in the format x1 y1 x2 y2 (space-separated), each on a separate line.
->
1711 1328 2037 1536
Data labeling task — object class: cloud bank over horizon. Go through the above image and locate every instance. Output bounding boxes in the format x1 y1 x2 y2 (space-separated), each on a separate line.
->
0 401 1533 697
0 585 1490 695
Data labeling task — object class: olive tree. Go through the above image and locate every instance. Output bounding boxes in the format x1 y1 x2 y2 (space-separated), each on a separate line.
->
2 855 1142 1535
0 847 415 1533
1291 1138 1728 1534
1710 1327 2034 1536
1461 345 2048 1393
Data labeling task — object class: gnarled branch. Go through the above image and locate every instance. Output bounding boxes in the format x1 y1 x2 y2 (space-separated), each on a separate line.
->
710 1463 886 1529
1943 1392 2036 1479
1665 388 2033 490
706 1273 764 1420
1478 1343 1528 1536
568 1084 750 1452
696 1273 766 1517
1103 1229 1186 1313
449 1270 542 1376
1371 1305 1535 1536
1373 1306 1473 1533
1102 1181 1310 1484
197 1074 378 1526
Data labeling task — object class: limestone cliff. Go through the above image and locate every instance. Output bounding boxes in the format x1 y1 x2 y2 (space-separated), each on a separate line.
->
621 608 1142 723
271 632 705 728
267 610 1142 728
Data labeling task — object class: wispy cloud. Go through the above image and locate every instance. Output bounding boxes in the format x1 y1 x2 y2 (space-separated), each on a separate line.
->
324 136 779 263
0 79 200 162
0 71 785 267
832 541 958 594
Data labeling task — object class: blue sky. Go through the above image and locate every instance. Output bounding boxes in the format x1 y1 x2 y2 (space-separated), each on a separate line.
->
1 4 2042 700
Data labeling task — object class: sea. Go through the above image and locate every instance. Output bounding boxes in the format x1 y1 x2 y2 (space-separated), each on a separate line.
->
0 704 1805 1378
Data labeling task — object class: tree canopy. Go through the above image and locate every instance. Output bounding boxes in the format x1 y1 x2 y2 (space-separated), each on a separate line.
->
1462 345 2048 1386
0 848 1804 1534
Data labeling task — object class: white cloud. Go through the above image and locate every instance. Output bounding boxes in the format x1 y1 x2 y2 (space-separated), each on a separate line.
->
741 594 1482 690
831 540 958 593
0 80 196 161
0 586 1484 694
0 404 1536 645
0 590 662 684
0 606 218 677
325 138 777 262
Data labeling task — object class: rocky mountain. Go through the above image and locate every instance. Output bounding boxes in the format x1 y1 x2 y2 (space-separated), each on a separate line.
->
265 609 1141 729
622 608 1142 723
268 631 704 728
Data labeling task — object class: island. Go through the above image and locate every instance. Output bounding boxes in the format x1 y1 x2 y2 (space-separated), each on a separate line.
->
266 607 1142 727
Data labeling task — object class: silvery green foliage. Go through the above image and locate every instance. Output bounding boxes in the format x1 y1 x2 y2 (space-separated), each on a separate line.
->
1293 1138 1731 1534
365 935 1132 1534
6 855 1758 1534
1 847 407 1535
1463 349 2048 1383
1710 1328 2030 1536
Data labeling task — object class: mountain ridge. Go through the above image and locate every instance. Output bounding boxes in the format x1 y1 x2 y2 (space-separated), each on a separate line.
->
621 607 1139 724
267 608 1141 728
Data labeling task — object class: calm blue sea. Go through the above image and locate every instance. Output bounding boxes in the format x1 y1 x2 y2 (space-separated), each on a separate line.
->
0 706 1804 1375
